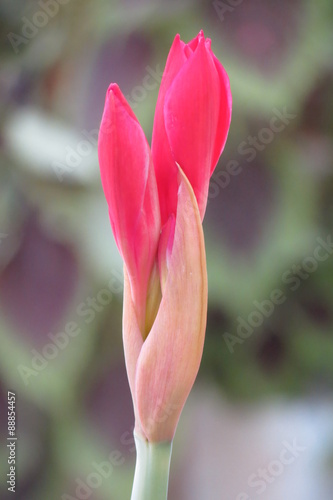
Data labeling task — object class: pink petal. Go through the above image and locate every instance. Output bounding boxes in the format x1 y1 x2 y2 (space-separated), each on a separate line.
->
210 54 233 173
187 29 204 51
98 84 160 326
135 167 208 442
164 37 220 220
151 35 187 225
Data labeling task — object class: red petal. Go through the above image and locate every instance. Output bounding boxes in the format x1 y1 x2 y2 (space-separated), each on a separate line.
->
151 35 187 225
164 37 221 219
210 54 232 173
187 29 204 51
98 84 160 326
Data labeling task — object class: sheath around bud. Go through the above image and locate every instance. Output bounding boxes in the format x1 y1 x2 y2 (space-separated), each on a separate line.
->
123 168 207 442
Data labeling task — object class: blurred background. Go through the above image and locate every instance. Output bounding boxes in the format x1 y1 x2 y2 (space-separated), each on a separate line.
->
0 0 333 498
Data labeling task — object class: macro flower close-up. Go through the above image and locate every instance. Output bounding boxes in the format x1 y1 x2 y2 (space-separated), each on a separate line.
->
1 2 333 499
98 30 232 497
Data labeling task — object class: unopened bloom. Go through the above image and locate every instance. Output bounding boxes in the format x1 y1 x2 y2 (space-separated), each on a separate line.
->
98 31 232 442
152 29 232 224
98 84 160 331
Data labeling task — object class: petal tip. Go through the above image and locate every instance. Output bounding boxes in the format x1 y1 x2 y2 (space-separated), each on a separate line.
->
107 83 119 96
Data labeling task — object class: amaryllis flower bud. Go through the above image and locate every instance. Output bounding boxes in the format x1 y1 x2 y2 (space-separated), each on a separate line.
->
98 84 161 330
151 30 232 224
98 31 232 449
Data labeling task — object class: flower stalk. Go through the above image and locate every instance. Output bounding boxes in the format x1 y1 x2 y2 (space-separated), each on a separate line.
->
131 432 172 500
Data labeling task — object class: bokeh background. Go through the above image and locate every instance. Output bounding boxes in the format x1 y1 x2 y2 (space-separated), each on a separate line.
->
1 0 333 498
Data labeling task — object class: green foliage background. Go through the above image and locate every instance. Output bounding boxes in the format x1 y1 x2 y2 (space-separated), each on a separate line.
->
0 0 332 498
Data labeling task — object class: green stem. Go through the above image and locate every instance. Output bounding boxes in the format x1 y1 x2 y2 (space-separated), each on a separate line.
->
131 432 173 500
